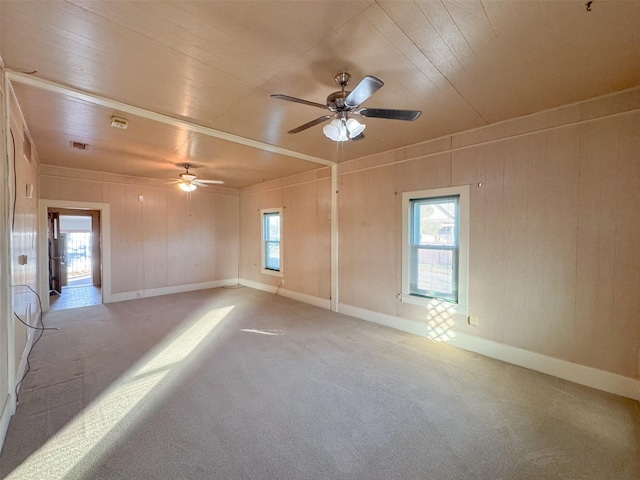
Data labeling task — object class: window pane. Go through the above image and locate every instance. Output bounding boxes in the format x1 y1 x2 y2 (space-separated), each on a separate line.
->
416 248 455 299
410 195 459 301
414 198 457 247
265 241 280 270
262 211 281 272
265 214 280 241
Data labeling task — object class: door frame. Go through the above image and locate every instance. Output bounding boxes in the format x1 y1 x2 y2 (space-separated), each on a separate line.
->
39 200 111 311
48 209 102 288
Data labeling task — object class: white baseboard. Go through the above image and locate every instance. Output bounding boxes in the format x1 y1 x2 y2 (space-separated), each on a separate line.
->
339 303 431 337
2 323 37 452
239 278 331 310
338 302 640 402
238 278 278 294
109 278 239 303
0 393 12 454
278 288 331 310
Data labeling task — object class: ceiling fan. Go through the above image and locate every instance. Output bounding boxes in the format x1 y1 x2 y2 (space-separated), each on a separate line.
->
271 72 421 141
177 164 223 192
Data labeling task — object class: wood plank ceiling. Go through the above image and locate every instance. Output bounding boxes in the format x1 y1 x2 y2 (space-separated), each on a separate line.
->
1 1 639 188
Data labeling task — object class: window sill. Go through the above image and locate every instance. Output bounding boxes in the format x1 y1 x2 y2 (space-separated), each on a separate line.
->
399 293 469 316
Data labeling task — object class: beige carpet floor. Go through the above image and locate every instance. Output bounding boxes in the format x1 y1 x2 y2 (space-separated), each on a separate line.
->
1 287 638 479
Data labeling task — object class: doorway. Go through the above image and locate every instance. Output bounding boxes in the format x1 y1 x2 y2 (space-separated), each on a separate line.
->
48 208 102 310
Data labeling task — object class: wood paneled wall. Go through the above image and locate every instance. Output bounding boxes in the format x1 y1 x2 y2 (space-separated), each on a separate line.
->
338 88 640 380
40 166 239 295
9 96 40 374
0 75 7 422
239 169 331 300
37 87 640 383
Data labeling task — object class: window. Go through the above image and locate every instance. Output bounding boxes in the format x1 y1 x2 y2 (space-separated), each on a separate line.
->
402 186 469 311
261 208 282 276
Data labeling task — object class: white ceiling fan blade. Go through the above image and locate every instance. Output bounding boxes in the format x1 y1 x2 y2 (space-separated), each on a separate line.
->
194 179 224 185
345 75 384 107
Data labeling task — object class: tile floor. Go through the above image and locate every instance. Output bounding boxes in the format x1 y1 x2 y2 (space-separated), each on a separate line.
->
49 285 102 310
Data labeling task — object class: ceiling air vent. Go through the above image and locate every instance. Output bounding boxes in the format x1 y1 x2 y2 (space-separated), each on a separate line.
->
110 116 128 129
71 141 89 150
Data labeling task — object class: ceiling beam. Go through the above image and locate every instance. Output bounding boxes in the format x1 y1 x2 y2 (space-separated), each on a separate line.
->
6 71 335 167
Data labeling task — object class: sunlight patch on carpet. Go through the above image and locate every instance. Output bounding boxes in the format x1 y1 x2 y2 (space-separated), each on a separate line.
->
6 305 234 480
240 328 283 336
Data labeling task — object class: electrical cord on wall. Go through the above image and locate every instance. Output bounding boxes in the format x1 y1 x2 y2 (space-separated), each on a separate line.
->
10 128 17 231
8 112 49 404
11 284 58 404
13 311 56 331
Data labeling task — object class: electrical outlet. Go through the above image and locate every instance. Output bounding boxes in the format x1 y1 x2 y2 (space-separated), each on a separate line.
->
468 315 479 326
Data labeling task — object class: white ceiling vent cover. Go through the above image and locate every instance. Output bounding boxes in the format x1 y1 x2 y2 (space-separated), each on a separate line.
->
110 116 128 129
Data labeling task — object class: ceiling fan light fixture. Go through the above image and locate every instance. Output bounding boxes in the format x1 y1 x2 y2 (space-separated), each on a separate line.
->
346 118 366 138
336 123 349 142
322 119 341 141
323 119 350 142
179 181 197 192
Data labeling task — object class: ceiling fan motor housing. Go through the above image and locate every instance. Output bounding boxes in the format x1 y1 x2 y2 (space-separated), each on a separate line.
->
326 91 352 111
180 173 197 182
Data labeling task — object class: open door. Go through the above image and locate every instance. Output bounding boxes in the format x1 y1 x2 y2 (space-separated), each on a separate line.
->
41 201 110 311
47 208 103 310
91 211 101 287
48 212 68 293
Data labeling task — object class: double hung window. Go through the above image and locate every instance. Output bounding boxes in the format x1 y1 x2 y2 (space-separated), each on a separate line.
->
402 186 469 310
261 208 282 275
409 195 459 302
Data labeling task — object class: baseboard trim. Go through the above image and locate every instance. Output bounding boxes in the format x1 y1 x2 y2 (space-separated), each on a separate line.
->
15 327 35 395
338 302 639 401
109 278 239 303
338 303 431 337
238 278 278 294
239 278 330 310
0 393 12 454
450 332 639 401
2 325 37 452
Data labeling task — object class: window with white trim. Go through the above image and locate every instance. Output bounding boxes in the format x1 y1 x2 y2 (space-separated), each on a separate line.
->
402 186 469 310
261 208 282 276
